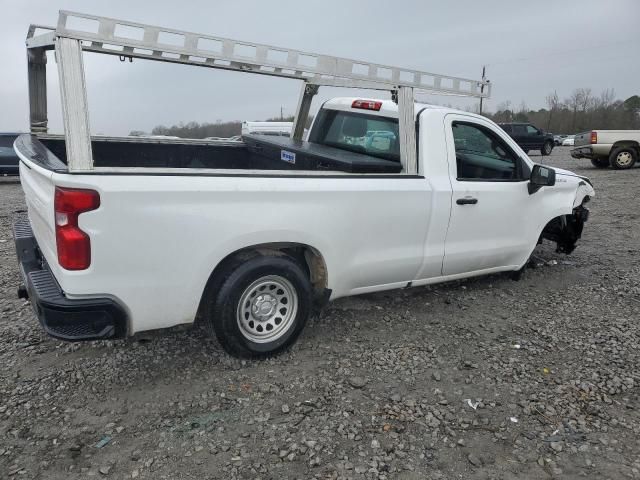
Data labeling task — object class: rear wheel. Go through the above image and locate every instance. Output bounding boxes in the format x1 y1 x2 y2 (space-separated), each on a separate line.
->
541 141 553 156
203 255 312 358
609 147 637 169
590 158 609 169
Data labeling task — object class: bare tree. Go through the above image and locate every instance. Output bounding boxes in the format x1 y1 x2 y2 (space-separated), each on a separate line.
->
592 89 616 127
493 101 512 123
545 91 560 130
579 88 592 112
577 88 593 130
514 101 529 122
567 89 584 132
599 88 616 109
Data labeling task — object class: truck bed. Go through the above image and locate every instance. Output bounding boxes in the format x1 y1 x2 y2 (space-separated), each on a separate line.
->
574 130 640 147
23 134 402 174
38 135 285 170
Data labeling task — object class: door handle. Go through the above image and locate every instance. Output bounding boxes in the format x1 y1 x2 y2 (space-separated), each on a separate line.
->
456 197 478 205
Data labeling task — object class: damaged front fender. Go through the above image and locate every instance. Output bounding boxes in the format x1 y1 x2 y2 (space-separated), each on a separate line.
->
573 180 595 208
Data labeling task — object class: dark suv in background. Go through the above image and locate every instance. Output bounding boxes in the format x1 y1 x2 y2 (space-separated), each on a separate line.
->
0 133 20 175
498 123 555 156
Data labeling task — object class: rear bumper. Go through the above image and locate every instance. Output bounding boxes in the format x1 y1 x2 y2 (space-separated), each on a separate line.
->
571 147 594 159
571 145 612 159
13 215 128 341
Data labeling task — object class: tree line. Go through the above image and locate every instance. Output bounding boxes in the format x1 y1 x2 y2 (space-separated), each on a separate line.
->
133 90 640 138
133 115 300 139
140 120 243 139
487 90 640 134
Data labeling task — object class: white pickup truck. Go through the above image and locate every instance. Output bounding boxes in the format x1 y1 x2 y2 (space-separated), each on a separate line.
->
13 12 594 357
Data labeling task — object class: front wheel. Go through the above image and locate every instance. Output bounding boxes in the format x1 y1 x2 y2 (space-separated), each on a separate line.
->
590 158 609 169
541 141 553 156
609 147 637 169
204 255 312 358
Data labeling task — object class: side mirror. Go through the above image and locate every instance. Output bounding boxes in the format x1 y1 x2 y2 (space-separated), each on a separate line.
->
528 164 556 194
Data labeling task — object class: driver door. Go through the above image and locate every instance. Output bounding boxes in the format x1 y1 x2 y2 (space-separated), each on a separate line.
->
442 114 539 276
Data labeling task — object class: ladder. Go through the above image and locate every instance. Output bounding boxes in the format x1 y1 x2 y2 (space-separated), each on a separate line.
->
26 11 491 173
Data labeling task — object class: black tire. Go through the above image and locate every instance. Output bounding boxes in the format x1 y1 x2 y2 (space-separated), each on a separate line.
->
590 158 610 169
609 147 637 170
203 255 312 358
541 141 553 156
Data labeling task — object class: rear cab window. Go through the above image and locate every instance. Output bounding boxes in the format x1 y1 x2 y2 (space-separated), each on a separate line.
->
309 109 400 163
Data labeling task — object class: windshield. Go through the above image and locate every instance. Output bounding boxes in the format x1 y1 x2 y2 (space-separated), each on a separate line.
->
309 110 400 162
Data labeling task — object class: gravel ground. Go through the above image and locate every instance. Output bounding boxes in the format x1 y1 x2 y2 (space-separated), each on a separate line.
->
1 148 639 480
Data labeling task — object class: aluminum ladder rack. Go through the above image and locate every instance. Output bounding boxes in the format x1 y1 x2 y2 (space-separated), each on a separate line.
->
26 11 491 173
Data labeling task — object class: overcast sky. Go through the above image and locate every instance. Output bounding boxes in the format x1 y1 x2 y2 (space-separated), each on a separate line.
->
1 0 638 136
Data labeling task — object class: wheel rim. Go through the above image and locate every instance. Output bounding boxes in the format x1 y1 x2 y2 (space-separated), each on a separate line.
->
544 143 552 154
236 275 298 343
616 151 632 167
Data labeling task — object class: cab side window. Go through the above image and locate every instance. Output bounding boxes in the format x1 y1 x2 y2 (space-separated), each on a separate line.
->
526 125 539 135
452 122 523 181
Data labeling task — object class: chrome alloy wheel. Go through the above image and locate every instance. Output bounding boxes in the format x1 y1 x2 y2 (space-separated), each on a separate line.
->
236 275 298 343
616 151 633 167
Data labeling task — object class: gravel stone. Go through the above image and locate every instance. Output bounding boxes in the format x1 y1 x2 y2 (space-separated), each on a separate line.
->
550 442 563 453
348 376 366 389
468 453 482 466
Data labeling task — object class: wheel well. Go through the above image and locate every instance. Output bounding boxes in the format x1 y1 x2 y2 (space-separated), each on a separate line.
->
197 243 328 319
612 141 639 151
540 204 588 254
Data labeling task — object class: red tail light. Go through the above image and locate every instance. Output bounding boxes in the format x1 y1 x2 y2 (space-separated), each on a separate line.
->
54 187 100 270
352 99 382 111
590 131 597 144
